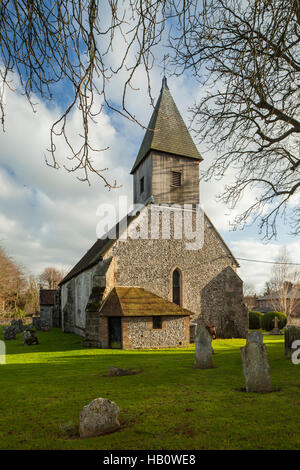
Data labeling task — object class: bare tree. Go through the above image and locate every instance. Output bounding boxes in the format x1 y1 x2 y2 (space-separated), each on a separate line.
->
0 1 299 237
23 275 40 314
0 0 172 186
268 247 300 322
0 246 26 313
170 0 300 238
39 267 66 289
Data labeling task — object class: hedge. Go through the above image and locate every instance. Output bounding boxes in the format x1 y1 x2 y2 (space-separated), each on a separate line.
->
249 310 263 329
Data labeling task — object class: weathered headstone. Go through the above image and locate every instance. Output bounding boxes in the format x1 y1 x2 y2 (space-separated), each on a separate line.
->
240 331 273 392
79 398 120 438
2 326 17 340
22 329 39 346
11 319 23 333
285 326 300 359
194 325 214 369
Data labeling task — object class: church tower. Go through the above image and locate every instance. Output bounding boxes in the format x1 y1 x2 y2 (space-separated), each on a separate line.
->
131 77 202 206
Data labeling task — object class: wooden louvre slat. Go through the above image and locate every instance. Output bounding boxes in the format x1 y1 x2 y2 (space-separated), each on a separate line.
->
172 171 182 187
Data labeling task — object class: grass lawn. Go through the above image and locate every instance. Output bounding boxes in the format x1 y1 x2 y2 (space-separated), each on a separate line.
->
0 327 300 450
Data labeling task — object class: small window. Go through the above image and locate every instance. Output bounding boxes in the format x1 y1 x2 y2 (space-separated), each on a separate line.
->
172 171 182 187
153 316 162 329
140 177 145 194
172 269 181 306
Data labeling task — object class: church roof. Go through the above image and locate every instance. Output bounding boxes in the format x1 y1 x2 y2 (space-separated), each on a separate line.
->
99 286 193 317
130 78 202 174
59 213 138 285
60 204 239 286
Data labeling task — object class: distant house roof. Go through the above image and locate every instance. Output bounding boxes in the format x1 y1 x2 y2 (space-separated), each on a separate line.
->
99 286 193 317
130 77 202 174
257 289 300 301
40 289 57 305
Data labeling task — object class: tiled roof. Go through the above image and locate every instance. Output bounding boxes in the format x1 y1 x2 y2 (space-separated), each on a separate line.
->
131 77 202 174
99 286 193 317
59 213 138 285
40 289 57 305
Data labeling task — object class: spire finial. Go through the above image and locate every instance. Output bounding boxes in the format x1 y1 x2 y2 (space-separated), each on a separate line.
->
160 55 169 89
162 75 168 89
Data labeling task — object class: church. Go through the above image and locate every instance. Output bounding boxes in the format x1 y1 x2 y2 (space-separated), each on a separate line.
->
59 78 248 349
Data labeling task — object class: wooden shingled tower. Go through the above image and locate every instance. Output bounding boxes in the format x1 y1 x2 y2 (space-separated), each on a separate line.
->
131 77 202 206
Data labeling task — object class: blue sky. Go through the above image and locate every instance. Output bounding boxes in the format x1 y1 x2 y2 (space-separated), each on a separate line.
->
0 61 299 294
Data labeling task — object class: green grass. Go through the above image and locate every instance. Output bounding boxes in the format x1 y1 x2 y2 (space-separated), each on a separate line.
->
0 327 300 450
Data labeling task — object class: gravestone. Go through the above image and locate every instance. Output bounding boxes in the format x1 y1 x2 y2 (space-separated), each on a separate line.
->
2 326 17 340
23 324 33 331
40 320 51 332
194 325 214 369
240 331 273 392
79 398 120 438
32 317 41 330
22 329 39 346
270 316 282 335
11 319 23 333
285 326 300 359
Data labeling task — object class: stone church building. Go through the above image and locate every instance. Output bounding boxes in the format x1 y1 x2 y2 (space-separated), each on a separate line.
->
59 78 248 349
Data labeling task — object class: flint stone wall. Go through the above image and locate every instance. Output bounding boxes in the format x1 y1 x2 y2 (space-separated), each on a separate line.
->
122 315 190 349
61 264 98 336
60 206 248 342
102 210 248 339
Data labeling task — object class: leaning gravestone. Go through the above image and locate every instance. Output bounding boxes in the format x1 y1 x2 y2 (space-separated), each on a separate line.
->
240 331 273 392
2 326 17 340
22 329 39 346
194 325 214 369
79 398 120 438
285 326 300 359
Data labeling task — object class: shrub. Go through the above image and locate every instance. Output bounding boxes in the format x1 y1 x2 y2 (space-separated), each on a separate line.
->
15 308 26 319
249 311 263 329
261 311 287 331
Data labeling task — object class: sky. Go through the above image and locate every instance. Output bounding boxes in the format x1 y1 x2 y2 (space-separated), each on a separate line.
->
0 55 299 294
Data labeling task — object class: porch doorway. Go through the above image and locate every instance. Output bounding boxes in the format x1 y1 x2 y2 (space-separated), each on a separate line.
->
108 317 122 349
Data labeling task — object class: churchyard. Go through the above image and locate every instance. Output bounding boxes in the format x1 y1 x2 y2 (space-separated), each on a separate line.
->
1 327 300 450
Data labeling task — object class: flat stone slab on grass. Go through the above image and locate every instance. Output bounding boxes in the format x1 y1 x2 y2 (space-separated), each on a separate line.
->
108 367 141 377
79 398 120 438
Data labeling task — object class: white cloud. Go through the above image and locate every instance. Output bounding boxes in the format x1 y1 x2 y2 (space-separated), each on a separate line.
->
0 65 298 290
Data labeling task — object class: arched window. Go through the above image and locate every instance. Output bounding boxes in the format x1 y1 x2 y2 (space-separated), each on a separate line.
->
172 269 181 306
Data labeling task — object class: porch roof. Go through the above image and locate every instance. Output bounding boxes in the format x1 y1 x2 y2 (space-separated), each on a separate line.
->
99 286 193 317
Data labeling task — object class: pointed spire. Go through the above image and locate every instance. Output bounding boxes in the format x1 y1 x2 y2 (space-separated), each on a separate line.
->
130 81 202 174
